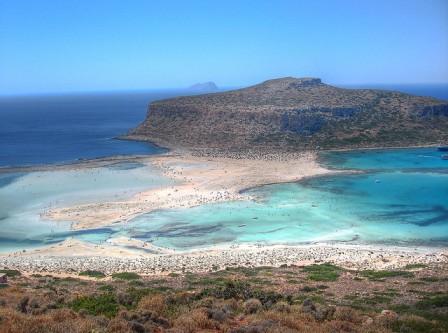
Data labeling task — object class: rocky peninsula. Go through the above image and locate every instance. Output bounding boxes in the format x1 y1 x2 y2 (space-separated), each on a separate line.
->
128 77 448 151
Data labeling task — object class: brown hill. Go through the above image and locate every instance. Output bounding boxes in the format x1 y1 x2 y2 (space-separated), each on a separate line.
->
129 77 448 150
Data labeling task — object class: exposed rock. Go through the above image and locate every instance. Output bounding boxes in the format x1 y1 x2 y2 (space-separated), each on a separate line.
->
207 308 229 322
130 320 145 333
271 301 291 313
130 77 448 150
363 316 374 326
380 309 398 320
302 299 335 321
302 298 316 313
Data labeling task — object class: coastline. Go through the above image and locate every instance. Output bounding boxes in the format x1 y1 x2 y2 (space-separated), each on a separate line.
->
1 145 447 275
0 154 161 174
1 142 441 174
321 143 444 153
1 238 447 276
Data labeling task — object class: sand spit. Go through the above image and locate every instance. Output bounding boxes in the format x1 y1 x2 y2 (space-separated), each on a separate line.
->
1 238 447 275
43 151 332 230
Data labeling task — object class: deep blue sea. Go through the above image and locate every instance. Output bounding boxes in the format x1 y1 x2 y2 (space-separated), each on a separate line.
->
0 90 197 167
341 83 448 100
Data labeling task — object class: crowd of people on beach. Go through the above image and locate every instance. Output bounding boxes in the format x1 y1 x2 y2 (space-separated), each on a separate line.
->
189 148 312 161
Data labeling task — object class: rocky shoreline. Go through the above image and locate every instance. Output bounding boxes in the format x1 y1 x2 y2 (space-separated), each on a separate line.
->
2 242 447 276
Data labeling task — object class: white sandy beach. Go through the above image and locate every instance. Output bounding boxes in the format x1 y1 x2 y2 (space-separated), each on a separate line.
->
43 151 332 230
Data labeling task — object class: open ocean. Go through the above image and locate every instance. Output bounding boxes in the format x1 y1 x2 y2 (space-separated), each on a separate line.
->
0 90 193 167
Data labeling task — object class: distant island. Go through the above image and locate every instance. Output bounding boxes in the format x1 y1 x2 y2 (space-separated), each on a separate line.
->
129 77 448 150
187 81 218 92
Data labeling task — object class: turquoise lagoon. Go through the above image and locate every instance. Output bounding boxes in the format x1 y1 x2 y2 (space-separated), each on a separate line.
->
319 147 448 170
0 162 173 252
112 148 448 249
124 169 448 249
0 148 447 252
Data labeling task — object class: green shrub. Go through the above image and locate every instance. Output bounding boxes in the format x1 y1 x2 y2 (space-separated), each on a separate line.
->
128 280 145 287
0 269 21 277
390 315 445 333
303 263 341 281
300 285 317 292
404 263 427 270
98 284 115 292
416 294 448 309
360 270 413 281
79 270 106 279
112 272 141 280
201 280 253 299
200 280 284 305
70 293 118 318
126 287 154 305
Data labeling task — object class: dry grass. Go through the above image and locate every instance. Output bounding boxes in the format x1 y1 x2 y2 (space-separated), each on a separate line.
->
0 308 99 333
137 294 166 316
172 308 216 333
0 264 446 333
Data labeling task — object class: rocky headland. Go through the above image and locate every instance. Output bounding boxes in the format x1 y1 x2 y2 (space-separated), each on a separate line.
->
129 77 448 151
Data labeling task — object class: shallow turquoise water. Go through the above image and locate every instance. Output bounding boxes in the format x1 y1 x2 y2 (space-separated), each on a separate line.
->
319 147 448 170
117 170 448 249
115 148 448 249
0 162 173 252
0 147 447 252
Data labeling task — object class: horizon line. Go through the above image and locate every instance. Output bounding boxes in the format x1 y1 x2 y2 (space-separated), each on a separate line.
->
1 81 448 98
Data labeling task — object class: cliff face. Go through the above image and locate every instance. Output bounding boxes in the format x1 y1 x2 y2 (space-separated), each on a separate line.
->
131 77 448 150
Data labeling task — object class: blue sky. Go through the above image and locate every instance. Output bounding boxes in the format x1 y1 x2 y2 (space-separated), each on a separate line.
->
0 0 447 95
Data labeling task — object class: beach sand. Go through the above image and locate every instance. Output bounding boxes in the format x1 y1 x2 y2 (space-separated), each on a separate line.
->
43 151 332 230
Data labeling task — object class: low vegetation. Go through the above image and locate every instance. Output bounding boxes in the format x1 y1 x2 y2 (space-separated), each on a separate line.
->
79 270 106 279
360 270 414 281
0 269 21 277
111 272 141 281
0 263 447 332
70 293 118 318
404 264 427 270
303 263 342 281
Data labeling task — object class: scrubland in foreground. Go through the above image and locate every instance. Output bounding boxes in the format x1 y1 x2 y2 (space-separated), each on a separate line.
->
0 262 447 333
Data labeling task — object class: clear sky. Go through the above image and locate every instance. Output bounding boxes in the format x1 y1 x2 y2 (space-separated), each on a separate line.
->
1 0 447 95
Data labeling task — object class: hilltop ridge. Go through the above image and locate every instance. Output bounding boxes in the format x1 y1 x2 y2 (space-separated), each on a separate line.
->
130 77 448 151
